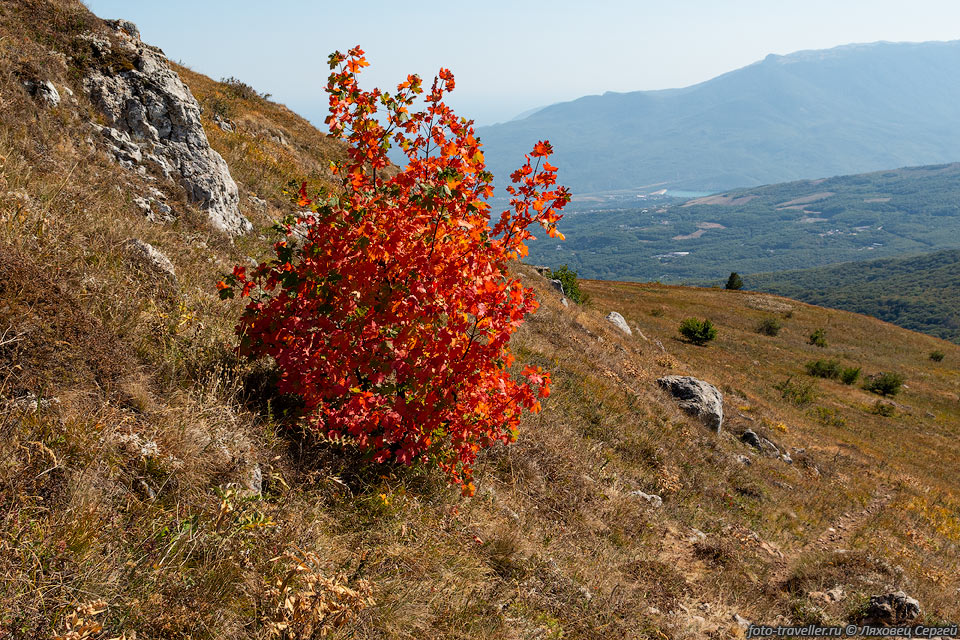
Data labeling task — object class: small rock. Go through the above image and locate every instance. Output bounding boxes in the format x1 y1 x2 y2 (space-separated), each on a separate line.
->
606 311 632 335
249 196 268 210
560 297 569 307
826 586 845 602
760 437 780 455
7 394 60 413
657 376 724 432
125 238 176 280
213 113 234 132
735 454 752 465
36 80 61 107
106 19 140 39
118 432 160 459
740 429 761 448
549 278 565 295
135 478 157 500
732 613 751 628
242 463 262 496
863 591 921 624
781 453 793 464
629 490 663 508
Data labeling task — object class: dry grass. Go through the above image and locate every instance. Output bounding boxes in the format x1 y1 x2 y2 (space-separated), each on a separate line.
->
0 1 958 637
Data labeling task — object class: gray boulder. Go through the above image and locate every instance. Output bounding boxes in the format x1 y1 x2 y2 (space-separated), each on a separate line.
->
606 311 632 335
657 375 723 431
863 591 921 624
84 23 251 235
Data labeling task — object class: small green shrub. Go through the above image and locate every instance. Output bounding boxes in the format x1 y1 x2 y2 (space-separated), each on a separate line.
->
775 376 816 406
863 372 905 397
546 264 588 305
929 350 945 362
679 318 717 345
871 401 896 417
805 358 841 379
809 328 827 348
811 406 846 427
756 317 782 336
839 366 861 385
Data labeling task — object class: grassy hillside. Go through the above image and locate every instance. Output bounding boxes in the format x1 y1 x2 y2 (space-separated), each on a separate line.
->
747 249 960 344
2 2 959 638
526 162 960 284
477 40 960 194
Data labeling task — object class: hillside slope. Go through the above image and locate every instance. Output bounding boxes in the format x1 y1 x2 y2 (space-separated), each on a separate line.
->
526 162 960 284
477 40 960 194
1 2 959 638
747 249 960 344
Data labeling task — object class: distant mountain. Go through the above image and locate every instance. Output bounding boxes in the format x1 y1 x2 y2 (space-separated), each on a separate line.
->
747 249 960 343
477 40 960 194
524 162 960 282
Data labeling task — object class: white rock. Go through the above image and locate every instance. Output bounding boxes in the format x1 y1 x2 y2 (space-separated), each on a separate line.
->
629 490 663 508
125 238 176 280
84 24 251 235
606 311 632 335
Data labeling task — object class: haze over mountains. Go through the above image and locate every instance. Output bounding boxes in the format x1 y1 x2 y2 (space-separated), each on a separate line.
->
478 40 960 194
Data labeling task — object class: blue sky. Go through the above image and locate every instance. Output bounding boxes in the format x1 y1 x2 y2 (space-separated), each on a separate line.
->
86 0 960 127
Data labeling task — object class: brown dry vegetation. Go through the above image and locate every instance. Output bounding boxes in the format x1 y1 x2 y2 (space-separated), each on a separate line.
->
1 1 959 638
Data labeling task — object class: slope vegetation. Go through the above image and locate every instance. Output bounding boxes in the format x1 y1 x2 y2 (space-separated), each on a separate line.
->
1 3 958 638
748 249 960 344
477 40 960 194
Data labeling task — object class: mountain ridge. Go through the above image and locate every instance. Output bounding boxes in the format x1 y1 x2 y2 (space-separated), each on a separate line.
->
478 39 960 194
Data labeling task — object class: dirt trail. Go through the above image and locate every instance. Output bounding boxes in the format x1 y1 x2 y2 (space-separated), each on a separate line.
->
768 486 895 587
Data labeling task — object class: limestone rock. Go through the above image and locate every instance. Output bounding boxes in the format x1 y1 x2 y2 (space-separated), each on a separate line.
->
657 375 724 432
606 311 632 335
83 23 251 235
125 238 175 280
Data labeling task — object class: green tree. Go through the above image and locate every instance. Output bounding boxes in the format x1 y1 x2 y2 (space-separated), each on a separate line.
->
725 272 744 290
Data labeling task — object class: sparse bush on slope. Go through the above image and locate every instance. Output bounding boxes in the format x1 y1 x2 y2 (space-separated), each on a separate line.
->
220 48 569 495
679 317 717 345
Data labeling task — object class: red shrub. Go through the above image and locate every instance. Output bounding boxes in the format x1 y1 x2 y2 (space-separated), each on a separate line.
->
219 47 569 494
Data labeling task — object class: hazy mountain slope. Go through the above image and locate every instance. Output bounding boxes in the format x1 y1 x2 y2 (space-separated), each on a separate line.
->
477 40 960 194
526 162 960 284
2 2 959 637
746 249 960 343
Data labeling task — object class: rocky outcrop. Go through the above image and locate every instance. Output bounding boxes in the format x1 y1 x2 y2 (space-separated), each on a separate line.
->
657 375 723 432
606 311 632 335
83 21 251 235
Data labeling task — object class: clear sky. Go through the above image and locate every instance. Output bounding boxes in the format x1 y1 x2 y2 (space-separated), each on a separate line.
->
85 0 960 127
